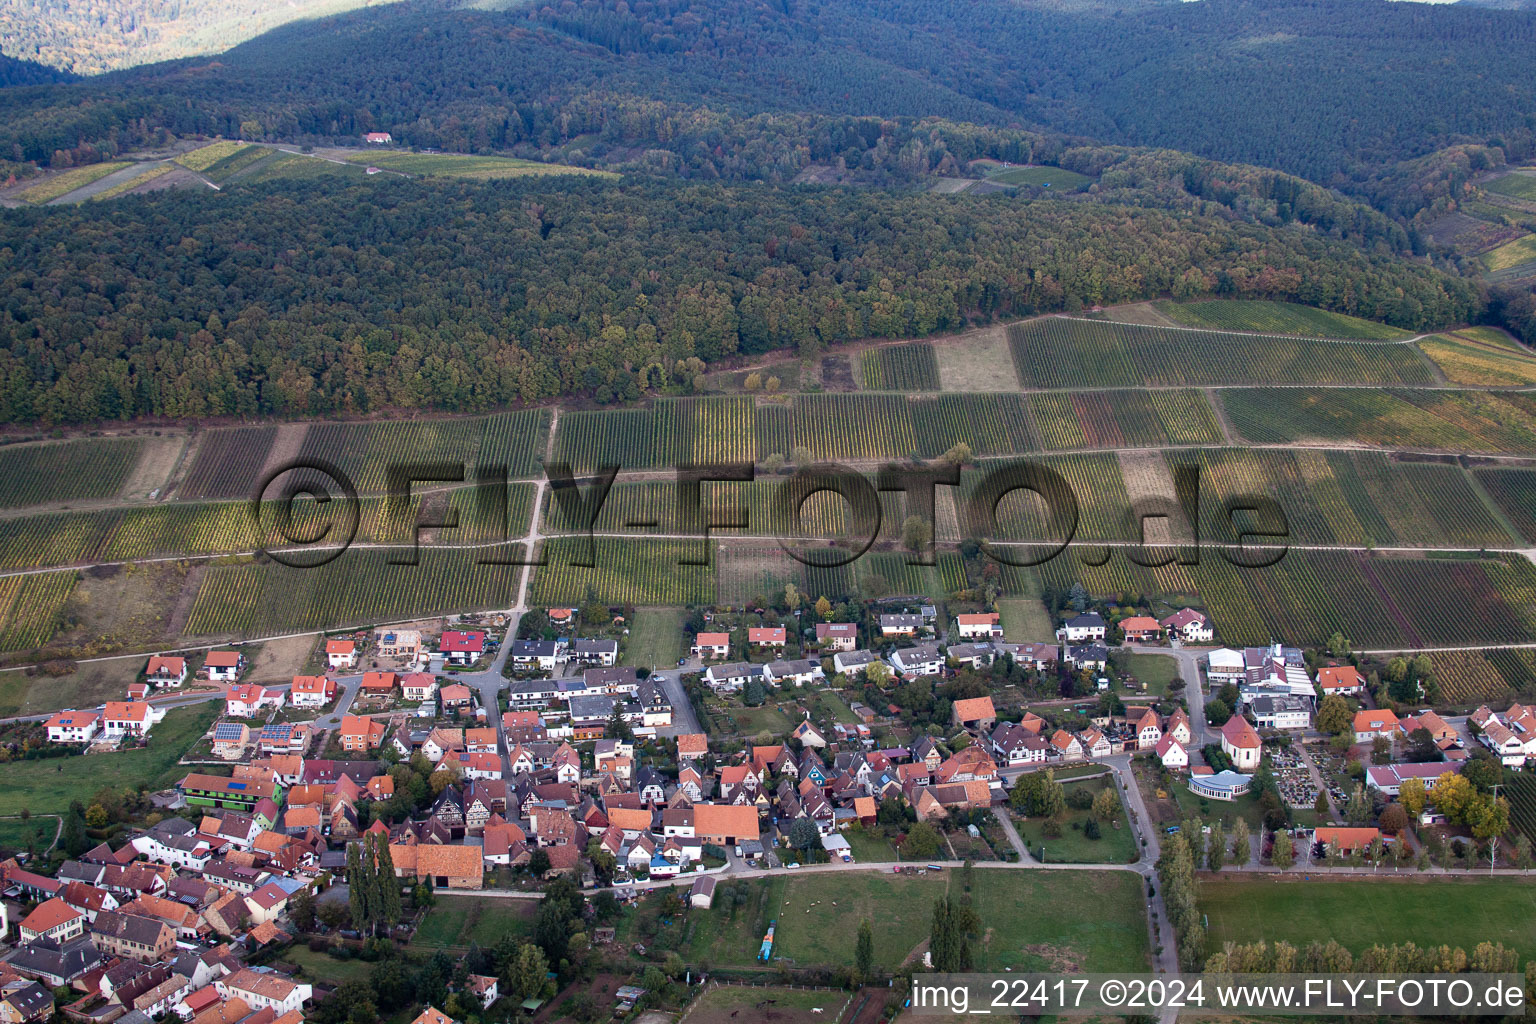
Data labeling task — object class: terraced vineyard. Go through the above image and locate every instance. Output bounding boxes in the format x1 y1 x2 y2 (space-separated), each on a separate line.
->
963 453 1134 541
860 343 941 390
1183 448 1514 548
0 571 78 652
553 408 660 469
1507 773 1536 847
789 394 918 460
1025 549 1536 649
1029 389 1223 449
1220 389 1536 454
1152 300 1414 340
178 426 279 499
0 438 145 509
1008 319 1433 388
185 546 525 636
529 538 715 606
854 550 967 602
909 394 1034 457
1472 467 1536 543
1428 649 1536 707
654 397 757 466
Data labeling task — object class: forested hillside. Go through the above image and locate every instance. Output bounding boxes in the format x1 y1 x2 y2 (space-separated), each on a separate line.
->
0 176 1474 424
2 0 1534 186
0 0 388 75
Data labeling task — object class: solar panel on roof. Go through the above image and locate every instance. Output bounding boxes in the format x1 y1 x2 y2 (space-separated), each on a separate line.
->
226 781 247 790
213 723 245 740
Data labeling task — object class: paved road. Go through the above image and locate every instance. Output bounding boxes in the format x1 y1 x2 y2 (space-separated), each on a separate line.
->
652 665 704 737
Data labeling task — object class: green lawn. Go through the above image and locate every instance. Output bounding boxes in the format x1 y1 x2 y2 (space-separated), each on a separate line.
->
0 703 218 817
0 659 142 718
414 895 536 948
623 607 686 669
985 165 1094 190
1483 170 1536 203
0 815 59 854
1200 877 1536 963
341 151 615 180
721 704 793 736
285 945 379 987
967 869 1149 971
812 689 857 725
844 828 900 862
999 597 1055 642
1120 652 1178 696
1482 234 1536 273
1014 777 1140 865
686 984 849 1020
677 868 1147 972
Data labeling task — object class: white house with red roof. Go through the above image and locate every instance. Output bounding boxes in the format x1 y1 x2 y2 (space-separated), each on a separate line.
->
1318 665 1365 696
1159 608 1212 643
144 656 187 688
101 701 166 738
325 639 358 669
1352 709 1400 745
225 685 284 718
202 650 245 682
748 626 786 648
289 675 336 708
44 710 99 744
1118 616 1162 643
440 630 485 666
955 613 1002 639
690 632 730 659
1155 733 1188 770
402 673 437 701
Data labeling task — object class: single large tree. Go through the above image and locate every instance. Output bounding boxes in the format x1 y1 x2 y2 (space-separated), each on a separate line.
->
855 919 874 981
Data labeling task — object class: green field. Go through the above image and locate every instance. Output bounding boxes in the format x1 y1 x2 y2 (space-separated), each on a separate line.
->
1014 776 1140 865
0 815 60 854
0 703 217 817
285 945 380 987
186 546 526 636
998 596 1055 643
1483 170 1536 203
686 984 849 1021
414 895 536 948
1200 877 1536 964
1481 234 1536 273
1028 389 1224 449
1418 330 1536 386
530 538 714 607
175 141 252 172
622 607 686 669
1024 548 1536 651
718 703 794 736
680 869 1147 972
0 659 139 718
238 151 374 183
17 163 132 204
1183 447 1515 549
1153 300 1415 340
1010 318 1431 390
89 164 175 201
1220 387 1536 454
1121 652 1178 695
985 165 1095 190
342 151 615 180
1473 467 1536 543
